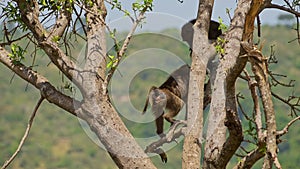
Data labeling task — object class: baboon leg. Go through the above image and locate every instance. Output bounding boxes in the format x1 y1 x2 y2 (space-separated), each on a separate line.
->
163 91 184 125
155 114 164 137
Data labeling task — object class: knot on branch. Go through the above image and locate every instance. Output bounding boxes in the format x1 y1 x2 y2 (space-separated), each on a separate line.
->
241 41 266 62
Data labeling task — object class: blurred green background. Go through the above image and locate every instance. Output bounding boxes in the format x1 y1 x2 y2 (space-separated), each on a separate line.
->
1 23 300 169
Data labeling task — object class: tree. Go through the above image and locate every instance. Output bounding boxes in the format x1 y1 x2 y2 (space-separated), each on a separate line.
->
278 14 294 26
0 0 300 169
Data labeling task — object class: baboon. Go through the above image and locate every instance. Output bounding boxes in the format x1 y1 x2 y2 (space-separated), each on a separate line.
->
143 19 222 137
143 19 222 162
143 65 190 137
181 19 222 49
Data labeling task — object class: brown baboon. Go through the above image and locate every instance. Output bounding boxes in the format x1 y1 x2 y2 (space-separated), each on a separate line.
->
143 65 189 137
143 19 222 163
142 65 189 163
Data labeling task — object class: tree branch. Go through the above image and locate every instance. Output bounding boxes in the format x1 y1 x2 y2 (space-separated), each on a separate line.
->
183 0 215 168
233 145 265 169
265 3 300 17
242 41 282 169
38 40 83 87
14 0 44 41
49 2 72 38
0 33 30 46
277 115 300 137
0 46 80 116
1 97 44 169
244 70 264 142
104 0 134 22
203 0 254 167
105 5 148 84
145 126 186 156
15 0 82 86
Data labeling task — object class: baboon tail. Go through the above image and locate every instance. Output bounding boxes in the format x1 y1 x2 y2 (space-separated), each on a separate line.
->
142 100 149 115
157 148 168 163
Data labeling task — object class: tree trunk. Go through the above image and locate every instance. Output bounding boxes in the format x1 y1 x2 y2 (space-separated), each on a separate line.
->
79 1 157 168
182 1 215 168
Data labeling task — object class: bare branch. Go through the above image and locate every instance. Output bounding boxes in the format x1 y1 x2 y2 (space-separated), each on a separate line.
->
49 2 72 38
237 93 254 123
104 0 134 22
244 70 264 142
39 40 83 86
145 126 186 155
144 122 187 163
277 115 300 137
242 41 282 169
105 8 147 84
233 145 265 169
73 4 87 37
272 92 300 116
265 3 300 17
0 32 30 46
166 120 187 142
257 15 261 38
1 97 44 169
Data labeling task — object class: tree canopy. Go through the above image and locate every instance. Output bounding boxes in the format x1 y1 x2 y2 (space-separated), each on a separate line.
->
1 0 300 169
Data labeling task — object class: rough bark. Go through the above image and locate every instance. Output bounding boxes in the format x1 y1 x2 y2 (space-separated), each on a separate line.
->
2 0 297 168
246 44 281 169
78 1 157 168
4 0 157 168
203 0 255 168
182 0 215 168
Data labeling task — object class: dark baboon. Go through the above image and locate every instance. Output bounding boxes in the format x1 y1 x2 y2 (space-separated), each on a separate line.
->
181 19 222 49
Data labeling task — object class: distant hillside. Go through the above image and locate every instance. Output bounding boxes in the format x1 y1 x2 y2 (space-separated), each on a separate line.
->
0 25 300 169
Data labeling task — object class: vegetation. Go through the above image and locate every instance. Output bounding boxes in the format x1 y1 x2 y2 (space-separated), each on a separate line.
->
1 0 300 168
1 25 300 168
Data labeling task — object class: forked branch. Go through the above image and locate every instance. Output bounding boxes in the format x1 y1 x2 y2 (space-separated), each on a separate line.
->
144 121 187 161
242 41 282 169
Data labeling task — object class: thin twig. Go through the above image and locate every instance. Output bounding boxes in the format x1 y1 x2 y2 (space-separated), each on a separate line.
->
104 0 134 22
105 9 146 83
0 33 30 46
256 15 261 38
1 97 44 169
265 3 300 17
73 3 87 37
277 115 300 137
244 70 264 142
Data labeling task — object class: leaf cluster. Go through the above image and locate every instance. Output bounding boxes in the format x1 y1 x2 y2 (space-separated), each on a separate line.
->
132 0 153 12
8 44 26 65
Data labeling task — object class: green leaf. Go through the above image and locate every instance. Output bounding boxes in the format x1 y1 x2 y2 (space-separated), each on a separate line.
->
52 36 61 43
42 0 47 6
9 44 26 65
